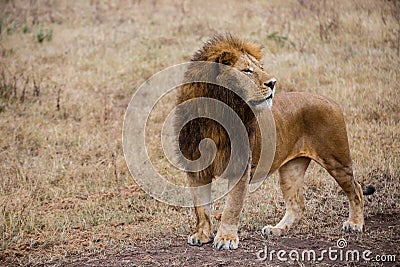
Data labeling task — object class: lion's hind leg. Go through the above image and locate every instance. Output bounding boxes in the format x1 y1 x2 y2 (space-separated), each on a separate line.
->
262 157 311 236
321 158 364 232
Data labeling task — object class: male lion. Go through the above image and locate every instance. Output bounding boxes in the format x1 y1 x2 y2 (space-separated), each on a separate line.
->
175 34 374 250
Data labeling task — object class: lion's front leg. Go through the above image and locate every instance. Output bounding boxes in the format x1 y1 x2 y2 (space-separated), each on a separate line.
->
213 163 251 250
187 173 213 246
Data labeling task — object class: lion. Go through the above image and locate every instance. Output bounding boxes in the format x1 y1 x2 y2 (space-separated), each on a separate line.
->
175 34 374 250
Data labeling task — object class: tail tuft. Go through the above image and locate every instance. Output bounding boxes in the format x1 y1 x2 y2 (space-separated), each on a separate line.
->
362 185 376 195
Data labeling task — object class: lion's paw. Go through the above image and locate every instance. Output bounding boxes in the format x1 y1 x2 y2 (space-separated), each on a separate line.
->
212 234 239 250
261 225 286 236
342 220 363 232
187 231 213 246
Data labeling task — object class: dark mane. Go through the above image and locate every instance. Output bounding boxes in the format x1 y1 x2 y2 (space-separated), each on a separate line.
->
175 34 260 175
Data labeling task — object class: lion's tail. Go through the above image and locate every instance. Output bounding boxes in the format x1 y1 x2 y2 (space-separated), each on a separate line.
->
362 185 376 195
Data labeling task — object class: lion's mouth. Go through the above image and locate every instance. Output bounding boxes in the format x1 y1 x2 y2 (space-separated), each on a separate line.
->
249 93 273 106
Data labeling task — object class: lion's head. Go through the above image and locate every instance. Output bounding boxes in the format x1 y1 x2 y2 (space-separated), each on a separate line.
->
191 34 277 109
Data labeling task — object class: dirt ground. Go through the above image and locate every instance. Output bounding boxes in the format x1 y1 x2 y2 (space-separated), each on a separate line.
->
4 213 395 267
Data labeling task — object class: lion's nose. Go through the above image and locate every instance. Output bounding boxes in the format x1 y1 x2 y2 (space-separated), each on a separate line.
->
264 79 276 90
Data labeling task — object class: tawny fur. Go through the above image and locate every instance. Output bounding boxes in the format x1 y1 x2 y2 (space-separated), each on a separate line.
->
176 34 365 250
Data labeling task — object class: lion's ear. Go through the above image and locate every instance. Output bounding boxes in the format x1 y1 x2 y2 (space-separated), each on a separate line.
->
216 50 238 66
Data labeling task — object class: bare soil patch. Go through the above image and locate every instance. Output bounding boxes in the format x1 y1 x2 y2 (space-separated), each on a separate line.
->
31 213 398 267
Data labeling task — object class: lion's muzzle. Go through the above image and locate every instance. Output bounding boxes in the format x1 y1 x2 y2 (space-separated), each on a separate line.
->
248 78 276 108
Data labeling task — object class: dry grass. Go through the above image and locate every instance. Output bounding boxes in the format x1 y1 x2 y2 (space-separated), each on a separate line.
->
0 0 399 265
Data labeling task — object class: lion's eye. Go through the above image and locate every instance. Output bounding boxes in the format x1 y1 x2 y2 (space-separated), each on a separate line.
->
243 67 254 74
